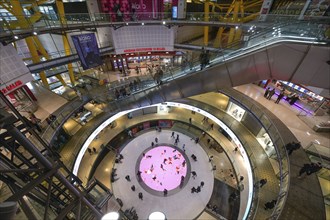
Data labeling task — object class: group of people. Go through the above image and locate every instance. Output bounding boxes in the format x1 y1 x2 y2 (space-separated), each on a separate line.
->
87 147 97 155
264 87 286 104
114 79 139 99
191 181 204 193
297 162 322 179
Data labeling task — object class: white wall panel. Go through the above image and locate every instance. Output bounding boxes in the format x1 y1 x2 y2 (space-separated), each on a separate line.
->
0 44 33 94
112 26 174 54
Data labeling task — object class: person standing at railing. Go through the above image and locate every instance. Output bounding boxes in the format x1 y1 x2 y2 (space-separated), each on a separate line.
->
200 47 206 70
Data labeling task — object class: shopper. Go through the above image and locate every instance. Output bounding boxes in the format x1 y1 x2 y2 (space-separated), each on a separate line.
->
264 87 271 98
138 192 143 200
264 200 277 210
275 90 285 104
171 131 175 138
267 88 275 100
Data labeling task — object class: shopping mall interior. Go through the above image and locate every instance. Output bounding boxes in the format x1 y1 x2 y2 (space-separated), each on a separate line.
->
0 0 329 220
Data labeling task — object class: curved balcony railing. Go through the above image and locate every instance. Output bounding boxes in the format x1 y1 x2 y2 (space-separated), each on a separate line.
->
219 88 290 220
0 13 329 48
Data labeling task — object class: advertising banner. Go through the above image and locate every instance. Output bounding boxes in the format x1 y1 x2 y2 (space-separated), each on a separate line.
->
71 33 103 70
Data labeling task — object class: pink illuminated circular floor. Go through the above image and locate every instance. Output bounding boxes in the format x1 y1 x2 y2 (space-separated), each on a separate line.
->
139 146 187 191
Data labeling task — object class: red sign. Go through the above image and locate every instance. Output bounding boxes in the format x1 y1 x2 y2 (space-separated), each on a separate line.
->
1 80 23 95
123 47 166 53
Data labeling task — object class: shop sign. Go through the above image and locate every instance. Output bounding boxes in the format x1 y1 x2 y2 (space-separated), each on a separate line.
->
0 80 23 95
123 47 166 53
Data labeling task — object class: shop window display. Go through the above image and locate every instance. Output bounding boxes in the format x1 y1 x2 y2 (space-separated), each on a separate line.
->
256 128 275 157
227 102 245 122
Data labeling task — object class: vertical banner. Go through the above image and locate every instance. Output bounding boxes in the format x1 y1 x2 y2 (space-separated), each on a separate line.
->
259 0 274 21
71 33 103 70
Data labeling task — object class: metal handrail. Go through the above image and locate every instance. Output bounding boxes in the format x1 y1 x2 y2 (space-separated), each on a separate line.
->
218 88 290 220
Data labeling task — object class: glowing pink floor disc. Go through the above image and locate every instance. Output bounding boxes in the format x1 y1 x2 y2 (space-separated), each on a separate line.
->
139 146 187 191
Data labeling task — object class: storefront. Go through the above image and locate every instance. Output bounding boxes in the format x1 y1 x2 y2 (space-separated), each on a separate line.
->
105 51 181 71
0 43 36 114
226 102 246 122
277 80 329 115
1 82 38 113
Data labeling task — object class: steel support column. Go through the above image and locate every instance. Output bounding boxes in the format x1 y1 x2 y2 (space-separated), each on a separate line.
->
203 0 210 46
10 0 49 88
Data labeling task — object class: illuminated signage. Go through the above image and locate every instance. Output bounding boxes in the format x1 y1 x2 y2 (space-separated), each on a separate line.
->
0 80 23 94
123 47 166 53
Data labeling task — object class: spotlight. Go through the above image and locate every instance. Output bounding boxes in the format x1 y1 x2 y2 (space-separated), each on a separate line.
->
235 26 238 29
33 32 37 35
101 212 119 220
142 23 144 25
162 21 166 25
126 23 128 25
14 36 18 39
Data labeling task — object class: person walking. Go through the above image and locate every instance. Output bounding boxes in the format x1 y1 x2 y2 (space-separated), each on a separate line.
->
138 192 143 200
87 148 92 155
163 189 168 196
191 171 197 179
92 147 97 154
171 131 175 138
259 178 267 188
155 137 158 143
267 88 275 100
264 200 277 210
189 118 192 124
264 87 271 98
125 175 131 181
182 144 186 152
275 90 285 104
131 185 135 191
151 142 155 147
